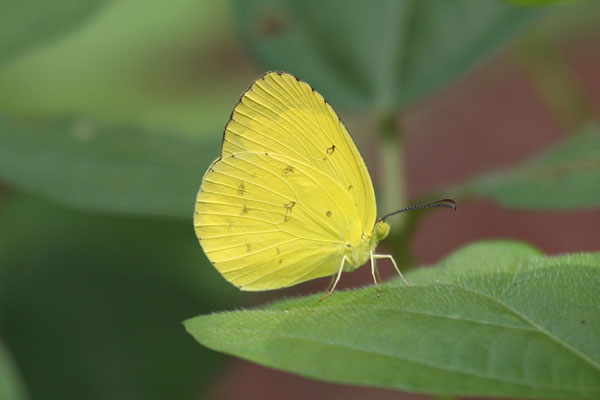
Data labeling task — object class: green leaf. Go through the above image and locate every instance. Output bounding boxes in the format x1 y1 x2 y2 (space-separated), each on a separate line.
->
0 116 220 218
0 0 106 65
0 0 250 136
457 124 600 210
0 340 28 400
185 241 600 398
0 192 244 400
234 0 539 110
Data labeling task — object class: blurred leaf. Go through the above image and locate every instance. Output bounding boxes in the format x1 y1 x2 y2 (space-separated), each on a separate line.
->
234 0 539 110
0 0 106 65
457 124 600 209
0 116 221 218
0 192 244 400
185 241 600 398
0 341 28 400
0 0 251 136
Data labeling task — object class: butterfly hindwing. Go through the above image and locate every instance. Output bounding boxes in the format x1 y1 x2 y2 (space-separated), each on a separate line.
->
195 152 359 290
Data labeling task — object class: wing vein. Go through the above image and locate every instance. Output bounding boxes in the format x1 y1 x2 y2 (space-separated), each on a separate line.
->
230 156 343 239
198 189 283 208
243 90 319 161
262 77 328 155
233 107 313 164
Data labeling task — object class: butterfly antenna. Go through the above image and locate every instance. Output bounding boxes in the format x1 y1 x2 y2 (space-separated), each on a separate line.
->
381 198 457 221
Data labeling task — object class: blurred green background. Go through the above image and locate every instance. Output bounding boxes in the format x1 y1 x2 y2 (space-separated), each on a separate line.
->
0 1 599 399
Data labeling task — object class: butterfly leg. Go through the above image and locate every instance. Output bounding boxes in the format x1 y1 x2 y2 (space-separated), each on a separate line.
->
324 275 336 292
370 252 382 298
319 255 347 302
374 259 383 284
374 254 412 286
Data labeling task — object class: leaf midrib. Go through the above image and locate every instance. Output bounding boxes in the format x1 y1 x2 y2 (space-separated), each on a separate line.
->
262 302 535 331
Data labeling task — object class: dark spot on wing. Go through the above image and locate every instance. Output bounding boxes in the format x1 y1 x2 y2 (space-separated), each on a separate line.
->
241 205 249 215
284 201 295 221
348 185 353 191
283 165 294 175
278 259 283 264
237 182 246 195
323 144 336 160
276 248 281 255
326 211 332 217
246 244 251 252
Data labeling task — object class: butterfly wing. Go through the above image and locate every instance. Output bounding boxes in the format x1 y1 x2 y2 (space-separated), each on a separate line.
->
194 71 377 290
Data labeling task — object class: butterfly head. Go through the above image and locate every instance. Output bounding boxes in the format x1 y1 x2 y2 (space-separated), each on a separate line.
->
374 220 390 242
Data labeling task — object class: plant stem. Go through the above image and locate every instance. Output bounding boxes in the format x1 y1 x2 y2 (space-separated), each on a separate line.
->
377 111 415 268
378 111 407 228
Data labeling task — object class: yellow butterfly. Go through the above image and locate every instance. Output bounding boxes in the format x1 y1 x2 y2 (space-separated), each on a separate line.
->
194 71 455 299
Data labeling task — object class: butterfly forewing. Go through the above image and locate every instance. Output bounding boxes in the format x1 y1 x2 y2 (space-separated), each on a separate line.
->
222 72 376 233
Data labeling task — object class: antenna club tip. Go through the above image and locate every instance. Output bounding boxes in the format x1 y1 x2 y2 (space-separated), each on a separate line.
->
441 198 457 211
444 202 457 211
